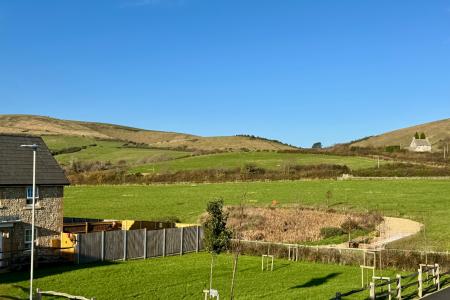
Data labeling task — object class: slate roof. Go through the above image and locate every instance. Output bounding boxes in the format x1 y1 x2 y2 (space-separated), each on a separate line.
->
411 138 431 147
0 134 70 186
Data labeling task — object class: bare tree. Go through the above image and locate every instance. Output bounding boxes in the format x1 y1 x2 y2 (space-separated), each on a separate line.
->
230 192 247 300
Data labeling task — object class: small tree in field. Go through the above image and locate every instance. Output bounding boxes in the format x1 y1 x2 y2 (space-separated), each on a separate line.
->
325 190 333 208
415 132 420 139
420 132 426 139
203 198 232 293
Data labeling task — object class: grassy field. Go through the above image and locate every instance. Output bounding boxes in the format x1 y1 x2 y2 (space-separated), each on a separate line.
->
0 253 405 300
64 180 450 251
45 134 384 172
43 137 190 166
130 151 383 173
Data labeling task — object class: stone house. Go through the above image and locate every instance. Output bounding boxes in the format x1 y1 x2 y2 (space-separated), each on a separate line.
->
0 134 69 268
409 137 432 152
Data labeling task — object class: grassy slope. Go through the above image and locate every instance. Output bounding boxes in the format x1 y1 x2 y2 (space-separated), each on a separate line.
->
65 180 450 251
351 118 450 149
0 115 295 151
0 253 404 300
131 151 383 173
43 135 382 171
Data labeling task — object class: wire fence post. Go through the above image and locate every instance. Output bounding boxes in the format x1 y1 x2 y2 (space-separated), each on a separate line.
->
36 288 42 300
335 292 341 300
123 230 127 261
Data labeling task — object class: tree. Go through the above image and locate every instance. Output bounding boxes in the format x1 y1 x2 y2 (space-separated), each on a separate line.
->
325 190 333 208
312 142 322 149
414 132 420 139
230 193 246 300
420 132 426 139
203 198 232 293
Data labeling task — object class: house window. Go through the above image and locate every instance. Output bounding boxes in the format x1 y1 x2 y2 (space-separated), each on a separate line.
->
24 228 37 250
26 186 39 205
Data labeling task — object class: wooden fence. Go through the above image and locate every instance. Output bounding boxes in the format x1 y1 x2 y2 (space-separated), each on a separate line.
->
76 226 204 264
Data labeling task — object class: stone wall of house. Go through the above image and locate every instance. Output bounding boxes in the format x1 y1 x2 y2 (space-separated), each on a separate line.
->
0 186 63 254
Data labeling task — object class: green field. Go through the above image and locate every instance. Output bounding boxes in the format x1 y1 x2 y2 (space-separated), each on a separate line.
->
64 179 450 251
0 253 406 300
43 136 189 166
43 135 384 172
130 151 383 173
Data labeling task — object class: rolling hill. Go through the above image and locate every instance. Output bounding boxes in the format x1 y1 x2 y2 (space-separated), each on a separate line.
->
350 118 450 151
0 114 296 151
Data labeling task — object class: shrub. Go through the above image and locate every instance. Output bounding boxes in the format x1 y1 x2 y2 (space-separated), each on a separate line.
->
340 218 361 233
320 227 344 238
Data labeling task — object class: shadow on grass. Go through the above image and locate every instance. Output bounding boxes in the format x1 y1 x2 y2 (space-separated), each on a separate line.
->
290 272 341 289
0 261 119 285
0 284 28 299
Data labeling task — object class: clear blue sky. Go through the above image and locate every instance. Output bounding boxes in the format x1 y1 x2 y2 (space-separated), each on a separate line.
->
1 0 449 147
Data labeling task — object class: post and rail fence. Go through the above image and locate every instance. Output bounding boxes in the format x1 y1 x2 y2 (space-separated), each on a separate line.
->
331 264 450 300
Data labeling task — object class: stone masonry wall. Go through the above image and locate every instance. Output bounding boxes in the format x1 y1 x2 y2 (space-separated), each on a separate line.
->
0 186 63 253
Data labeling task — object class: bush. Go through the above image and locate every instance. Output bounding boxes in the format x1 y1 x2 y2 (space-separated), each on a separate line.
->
320 227 344 238
340 218 361 233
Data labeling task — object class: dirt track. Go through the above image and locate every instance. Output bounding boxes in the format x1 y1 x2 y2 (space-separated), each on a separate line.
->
369 216 423 248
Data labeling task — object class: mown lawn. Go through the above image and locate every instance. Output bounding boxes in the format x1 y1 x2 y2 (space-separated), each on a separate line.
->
131 151 383 173
0 253 401 300
64 180 450 251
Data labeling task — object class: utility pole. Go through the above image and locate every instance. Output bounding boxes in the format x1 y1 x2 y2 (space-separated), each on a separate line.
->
21 144 38 300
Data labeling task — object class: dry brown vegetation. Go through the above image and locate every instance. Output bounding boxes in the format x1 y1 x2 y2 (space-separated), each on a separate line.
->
224 206 382 244
0 114 296 151
350 118 450 150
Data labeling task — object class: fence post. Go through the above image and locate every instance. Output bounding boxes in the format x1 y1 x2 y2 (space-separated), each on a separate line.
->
162 228 166 257
123 230 127 261
180 227 184 256
396 274 402 300
435 263 440 290
196 226 199 253
101 231 105 262
143 228 147 259
36 288 42 300
335 292 341 300
418 268 423 298
369 282 375 300
76 234 81 264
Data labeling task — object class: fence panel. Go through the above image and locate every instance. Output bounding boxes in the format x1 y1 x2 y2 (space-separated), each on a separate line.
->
105 230 124 261
126 229 145 259
165 228 181 255
79 232 102 264
147 230 164 258
183 226 197 253
77 227 204 264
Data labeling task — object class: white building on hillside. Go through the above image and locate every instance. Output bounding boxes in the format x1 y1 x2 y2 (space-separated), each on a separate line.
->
409 137 432 152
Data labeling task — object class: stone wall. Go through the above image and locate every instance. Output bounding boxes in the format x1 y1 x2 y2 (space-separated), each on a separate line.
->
0 185 63 253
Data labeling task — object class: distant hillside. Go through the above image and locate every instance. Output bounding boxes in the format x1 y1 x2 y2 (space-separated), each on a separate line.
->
0 114 296 151
351 118 450 151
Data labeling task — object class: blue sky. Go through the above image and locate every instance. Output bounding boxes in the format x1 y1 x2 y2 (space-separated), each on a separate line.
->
0 0 449 147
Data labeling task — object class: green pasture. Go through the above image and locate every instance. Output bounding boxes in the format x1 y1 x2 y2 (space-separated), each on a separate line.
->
131 151 383 173
0 253 407 300
64 179 450 251
43 136 189 166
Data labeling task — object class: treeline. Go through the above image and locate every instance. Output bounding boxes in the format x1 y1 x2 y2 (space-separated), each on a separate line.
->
67 164 350 185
